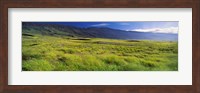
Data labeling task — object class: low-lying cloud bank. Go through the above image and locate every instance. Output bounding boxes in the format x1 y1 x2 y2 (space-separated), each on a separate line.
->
129 27 178 34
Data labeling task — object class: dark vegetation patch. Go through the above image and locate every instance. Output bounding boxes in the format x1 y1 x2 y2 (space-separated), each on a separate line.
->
127 40 140 42
30 44 38 46
22 53 42 60
22 33 34 37
71 38 91 40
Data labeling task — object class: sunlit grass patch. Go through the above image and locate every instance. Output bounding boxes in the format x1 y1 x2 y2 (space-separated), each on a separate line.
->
22 59 55 71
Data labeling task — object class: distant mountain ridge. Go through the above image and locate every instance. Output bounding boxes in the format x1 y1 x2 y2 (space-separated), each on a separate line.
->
22 22 178 41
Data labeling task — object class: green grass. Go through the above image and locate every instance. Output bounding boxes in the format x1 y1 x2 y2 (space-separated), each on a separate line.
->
22 34 178 71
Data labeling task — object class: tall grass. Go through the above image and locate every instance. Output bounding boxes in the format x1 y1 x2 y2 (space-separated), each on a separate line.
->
22 34 178 71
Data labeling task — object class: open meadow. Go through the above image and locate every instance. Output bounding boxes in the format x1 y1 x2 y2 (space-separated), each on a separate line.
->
22 34 178 71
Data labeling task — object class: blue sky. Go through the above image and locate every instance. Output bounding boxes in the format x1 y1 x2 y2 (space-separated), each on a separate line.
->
37 22 178 34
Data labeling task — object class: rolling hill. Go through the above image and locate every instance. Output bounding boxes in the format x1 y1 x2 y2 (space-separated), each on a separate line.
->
22 22 178 41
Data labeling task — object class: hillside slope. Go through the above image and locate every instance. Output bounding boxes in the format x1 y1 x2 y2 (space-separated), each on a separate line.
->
22 22 178 41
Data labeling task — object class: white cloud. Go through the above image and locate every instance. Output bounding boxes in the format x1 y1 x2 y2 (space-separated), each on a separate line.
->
129 27 178 34
91 23 109 27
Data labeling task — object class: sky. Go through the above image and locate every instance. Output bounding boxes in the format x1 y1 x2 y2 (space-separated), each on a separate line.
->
38 22 178 34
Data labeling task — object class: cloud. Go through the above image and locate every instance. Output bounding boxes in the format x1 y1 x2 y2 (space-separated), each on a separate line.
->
129 27 178 34
91 23 109 27
119 23 130 25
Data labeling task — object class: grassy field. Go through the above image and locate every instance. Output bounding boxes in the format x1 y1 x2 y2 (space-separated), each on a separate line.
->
22 34 178 71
